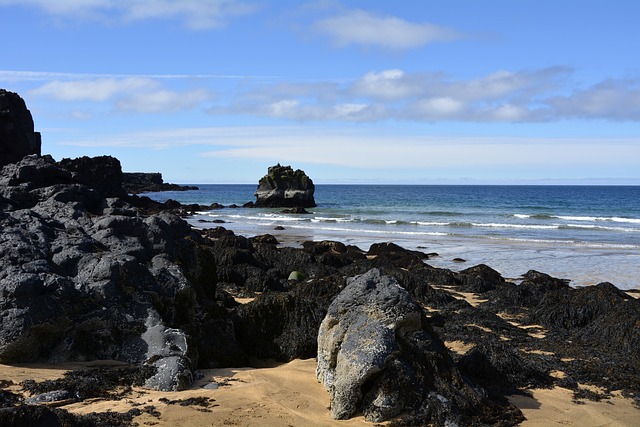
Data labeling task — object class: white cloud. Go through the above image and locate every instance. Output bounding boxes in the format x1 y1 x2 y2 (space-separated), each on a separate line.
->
14 67 640 123
352 69 419 100
28 76 213 113
29 77 159 101
547 78 640 121
267 99 299 117
116 88 211 113
314 9 461 50
0 0 257 29
415 97 465 119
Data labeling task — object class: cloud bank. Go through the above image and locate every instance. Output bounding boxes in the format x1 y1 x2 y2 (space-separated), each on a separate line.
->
14 67 640 122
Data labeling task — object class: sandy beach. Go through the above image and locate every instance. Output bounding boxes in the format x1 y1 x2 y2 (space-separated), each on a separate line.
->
2 287 638 426
1 357 639 426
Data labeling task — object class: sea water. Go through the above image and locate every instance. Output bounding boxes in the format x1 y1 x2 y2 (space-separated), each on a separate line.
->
145 185 640 289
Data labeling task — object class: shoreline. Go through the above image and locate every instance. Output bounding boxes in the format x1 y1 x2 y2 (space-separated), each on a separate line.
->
189 217 640 290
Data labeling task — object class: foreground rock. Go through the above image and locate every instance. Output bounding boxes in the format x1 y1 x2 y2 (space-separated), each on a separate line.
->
254 163 316 208
316 268 521 424
0 155 243 391
0 89 42 168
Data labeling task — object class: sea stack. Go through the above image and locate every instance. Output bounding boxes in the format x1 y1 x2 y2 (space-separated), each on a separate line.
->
254 163 316 208
0 89 42 168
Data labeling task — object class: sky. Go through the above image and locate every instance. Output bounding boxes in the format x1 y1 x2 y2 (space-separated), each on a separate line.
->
1 0 640 184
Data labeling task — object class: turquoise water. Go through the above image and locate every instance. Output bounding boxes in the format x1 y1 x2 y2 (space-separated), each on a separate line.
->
145 185 640 289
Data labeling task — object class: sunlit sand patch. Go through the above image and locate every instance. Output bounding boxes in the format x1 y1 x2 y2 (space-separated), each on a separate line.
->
550 370 567 379
626 289 640 299
464 323 493 334
234 297 255 304
521 349 556 356
498 314 549 339
508 387 640 427
445 340 475 355
431 285 488 307
1 359 375 427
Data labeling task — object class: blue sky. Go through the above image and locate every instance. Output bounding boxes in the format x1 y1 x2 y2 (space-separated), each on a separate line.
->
2 0 639 184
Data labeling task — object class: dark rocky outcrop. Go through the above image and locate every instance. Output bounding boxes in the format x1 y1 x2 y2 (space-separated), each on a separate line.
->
254 164 316 208
0 89 41 168
122 172 198 194
0 155 243 391
316 269 522 424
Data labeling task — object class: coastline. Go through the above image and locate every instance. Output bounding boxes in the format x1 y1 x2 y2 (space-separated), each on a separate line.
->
2 156 639 426
189 215 640 289
150 183 640 290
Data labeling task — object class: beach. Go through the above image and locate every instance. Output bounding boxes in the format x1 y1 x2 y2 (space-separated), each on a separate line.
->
2 287 639 426
2 362 638 427
1 156 639 426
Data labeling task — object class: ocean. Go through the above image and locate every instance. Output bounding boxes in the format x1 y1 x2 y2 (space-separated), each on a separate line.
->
145 185 640 290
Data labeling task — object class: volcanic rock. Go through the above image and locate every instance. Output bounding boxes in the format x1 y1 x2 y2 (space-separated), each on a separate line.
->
122 172 198 194
0 155 243 389
0 89 41 168
316 268 519 424
254 164 316 208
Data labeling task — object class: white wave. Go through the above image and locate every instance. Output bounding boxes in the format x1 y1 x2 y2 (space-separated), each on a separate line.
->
287 223 448 237
563 224 639 232
483 236 640 249
556 215 640 224
513 214 531 219
313 216 354 223
412 221 450 226
472 222 559 230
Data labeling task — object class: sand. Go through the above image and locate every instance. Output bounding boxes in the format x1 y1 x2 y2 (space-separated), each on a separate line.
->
508 388 639 426
2 287 639 425
2 358 639 426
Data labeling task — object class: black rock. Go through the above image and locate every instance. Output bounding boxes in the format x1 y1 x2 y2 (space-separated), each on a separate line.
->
316 269 522 425
0 89 41 168
122 172 198 194
254 164 316 208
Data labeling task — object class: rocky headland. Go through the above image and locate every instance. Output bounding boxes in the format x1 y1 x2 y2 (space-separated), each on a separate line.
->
1 90 639 426
122 172 199 194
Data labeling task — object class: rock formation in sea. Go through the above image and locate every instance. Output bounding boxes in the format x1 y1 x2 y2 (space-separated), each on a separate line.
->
122 172 199 194
0 89 41 168
253 163 316 208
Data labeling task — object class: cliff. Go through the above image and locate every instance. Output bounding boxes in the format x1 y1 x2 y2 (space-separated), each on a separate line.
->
0 89 41 168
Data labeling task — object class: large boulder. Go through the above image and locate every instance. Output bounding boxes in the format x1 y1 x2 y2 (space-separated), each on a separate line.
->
58 156 125 198
254 164 316 208
316 268 518 425
0 89 41 168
